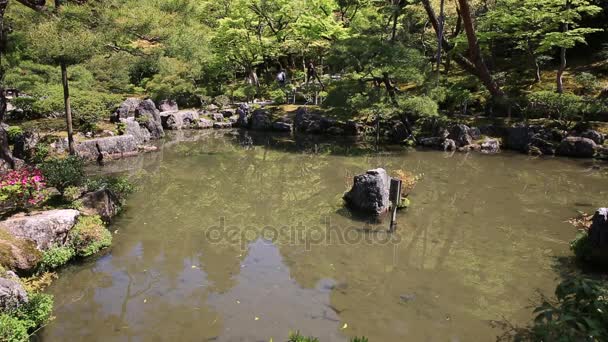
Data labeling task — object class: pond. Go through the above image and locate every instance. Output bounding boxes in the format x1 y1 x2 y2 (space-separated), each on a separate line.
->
38 130 608 341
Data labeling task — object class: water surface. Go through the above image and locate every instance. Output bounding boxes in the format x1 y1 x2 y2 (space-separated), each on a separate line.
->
40 131 608 341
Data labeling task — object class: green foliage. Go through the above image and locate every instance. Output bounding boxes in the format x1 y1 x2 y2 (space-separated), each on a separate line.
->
570 231 593 263
23 85 121 131
6 126 23 143
287 332 319 342
69 215 112 257
0 292 54 342
574 72 600 94
399 96 439 118
40 245 75 271
527 91 584 125
145 57 198 107
0 314 29 342
30 143 50 164
85 176 135 204
213 95 231 108
40 156 85 194
63 186 83 202
531 277 608 341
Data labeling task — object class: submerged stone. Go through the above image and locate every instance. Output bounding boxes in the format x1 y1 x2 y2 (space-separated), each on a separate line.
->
0 276 28 312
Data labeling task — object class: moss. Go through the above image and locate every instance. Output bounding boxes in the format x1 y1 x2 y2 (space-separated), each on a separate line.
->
69 215 112 257
0 230 42 272
570 231 592 262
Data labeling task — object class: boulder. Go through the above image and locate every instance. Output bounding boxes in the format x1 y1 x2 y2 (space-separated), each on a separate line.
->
449 124 473 147
468 127 482 140
12 131 39 160
0 276 28 312
213 122 232 129
0 209 80 251
80 189 120 223
111 98 141 123
505 126 533 152
272 121 292 132
581 130 604 145
76 135 139 161
221 108 236 117
588 208 608 266
198 118 214 129
157 99 178 112
419 137 444 149
343 168 390 216
50 137 69 153
121 117 151 145
344 121 362 136
250 109 272 130
556 137 597 158
527 135 555 156
160 110 199 130
211 113 225 122
135 99 164 139
480 138 501 154
0 230 42 272
442 139 456 151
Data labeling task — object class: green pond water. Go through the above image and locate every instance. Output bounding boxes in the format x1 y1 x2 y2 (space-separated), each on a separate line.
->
39 130 608 341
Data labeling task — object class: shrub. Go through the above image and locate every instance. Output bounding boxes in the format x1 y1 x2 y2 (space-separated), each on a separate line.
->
39 245 75 271
399 96 438 118
527 91 584 126
21 85 121 131
0 314 29 342
85 176 135 204
30 143 50 164
0 168 47 210
574 72 599 94
40 156 85 194
269 89 287 104
69 215 112 257
213 95 231 108
530 277 608 341
6 126 24 143
570 231 593 263
63 186 83 202
0 292 53 342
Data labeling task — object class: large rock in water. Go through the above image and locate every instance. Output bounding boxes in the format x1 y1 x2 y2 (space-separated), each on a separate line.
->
250 109 272 130
76 135 138 161
111 98 141 123
157 99 178 112
449 124 473 147
122 117 151 145
160 110 200 130
0 209 80 251
343 168 390 216
135 99 164 139
80 189 120 223
556 137 597 158
588 208 608 266
0 276 28 312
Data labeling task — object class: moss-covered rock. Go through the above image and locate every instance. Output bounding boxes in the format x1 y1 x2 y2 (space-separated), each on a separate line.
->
0 230 42 273
69 215 112 257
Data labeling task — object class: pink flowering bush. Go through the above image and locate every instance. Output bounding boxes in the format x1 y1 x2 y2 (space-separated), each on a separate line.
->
0 168 47 211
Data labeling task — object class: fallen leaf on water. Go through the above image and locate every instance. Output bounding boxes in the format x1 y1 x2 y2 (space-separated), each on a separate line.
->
191 265 197 269
254 316 260 321
143 299 147 303
236 300 240 304
341 323 348 329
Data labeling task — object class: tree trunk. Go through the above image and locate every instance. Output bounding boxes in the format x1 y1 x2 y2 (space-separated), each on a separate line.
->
61 62 75 155
457 0 504 99
556 1 570 94
0 0 14 169
436 0 445 81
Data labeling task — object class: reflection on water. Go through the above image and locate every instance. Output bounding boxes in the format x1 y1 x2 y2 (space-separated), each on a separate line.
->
42 131 608 341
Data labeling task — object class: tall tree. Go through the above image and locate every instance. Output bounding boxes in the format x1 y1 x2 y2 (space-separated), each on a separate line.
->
420 0 504 98
27 3 99 154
